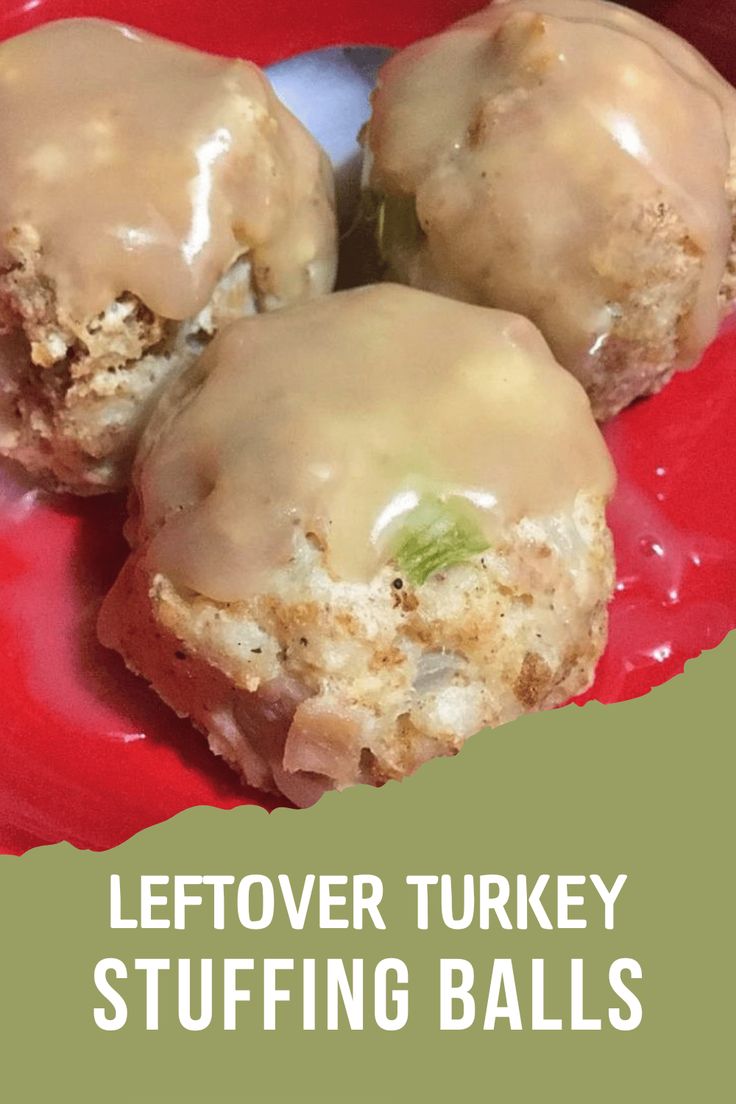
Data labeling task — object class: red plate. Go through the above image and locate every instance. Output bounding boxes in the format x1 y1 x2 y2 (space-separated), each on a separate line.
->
0 0 734 854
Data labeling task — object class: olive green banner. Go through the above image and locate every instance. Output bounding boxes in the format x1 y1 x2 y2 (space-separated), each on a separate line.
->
0 634 733 1102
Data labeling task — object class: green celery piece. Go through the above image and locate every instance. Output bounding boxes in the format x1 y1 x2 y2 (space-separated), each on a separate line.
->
367 191 423 263
392 496 490 586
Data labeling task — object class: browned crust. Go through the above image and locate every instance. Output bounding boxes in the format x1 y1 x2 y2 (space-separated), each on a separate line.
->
98 498 613 803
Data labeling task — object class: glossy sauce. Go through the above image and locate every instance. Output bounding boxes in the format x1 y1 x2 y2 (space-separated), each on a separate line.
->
137 284 614 601
367 0 736 374
0 0 734 855
0 19 336 323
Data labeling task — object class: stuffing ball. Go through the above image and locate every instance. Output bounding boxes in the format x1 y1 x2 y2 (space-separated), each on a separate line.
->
0 19 337 493
363 0 736 420
99 284 615 805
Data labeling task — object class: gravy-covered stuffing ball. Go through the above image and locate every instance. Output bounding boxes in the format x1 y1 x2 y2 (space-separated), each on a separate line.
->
99 285 615 805
0 19 337 493
364 0 736 419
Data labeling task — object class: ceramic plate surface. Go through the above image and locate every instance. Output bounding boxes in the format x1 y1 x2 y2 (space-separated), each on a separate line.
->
0 0 734 853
